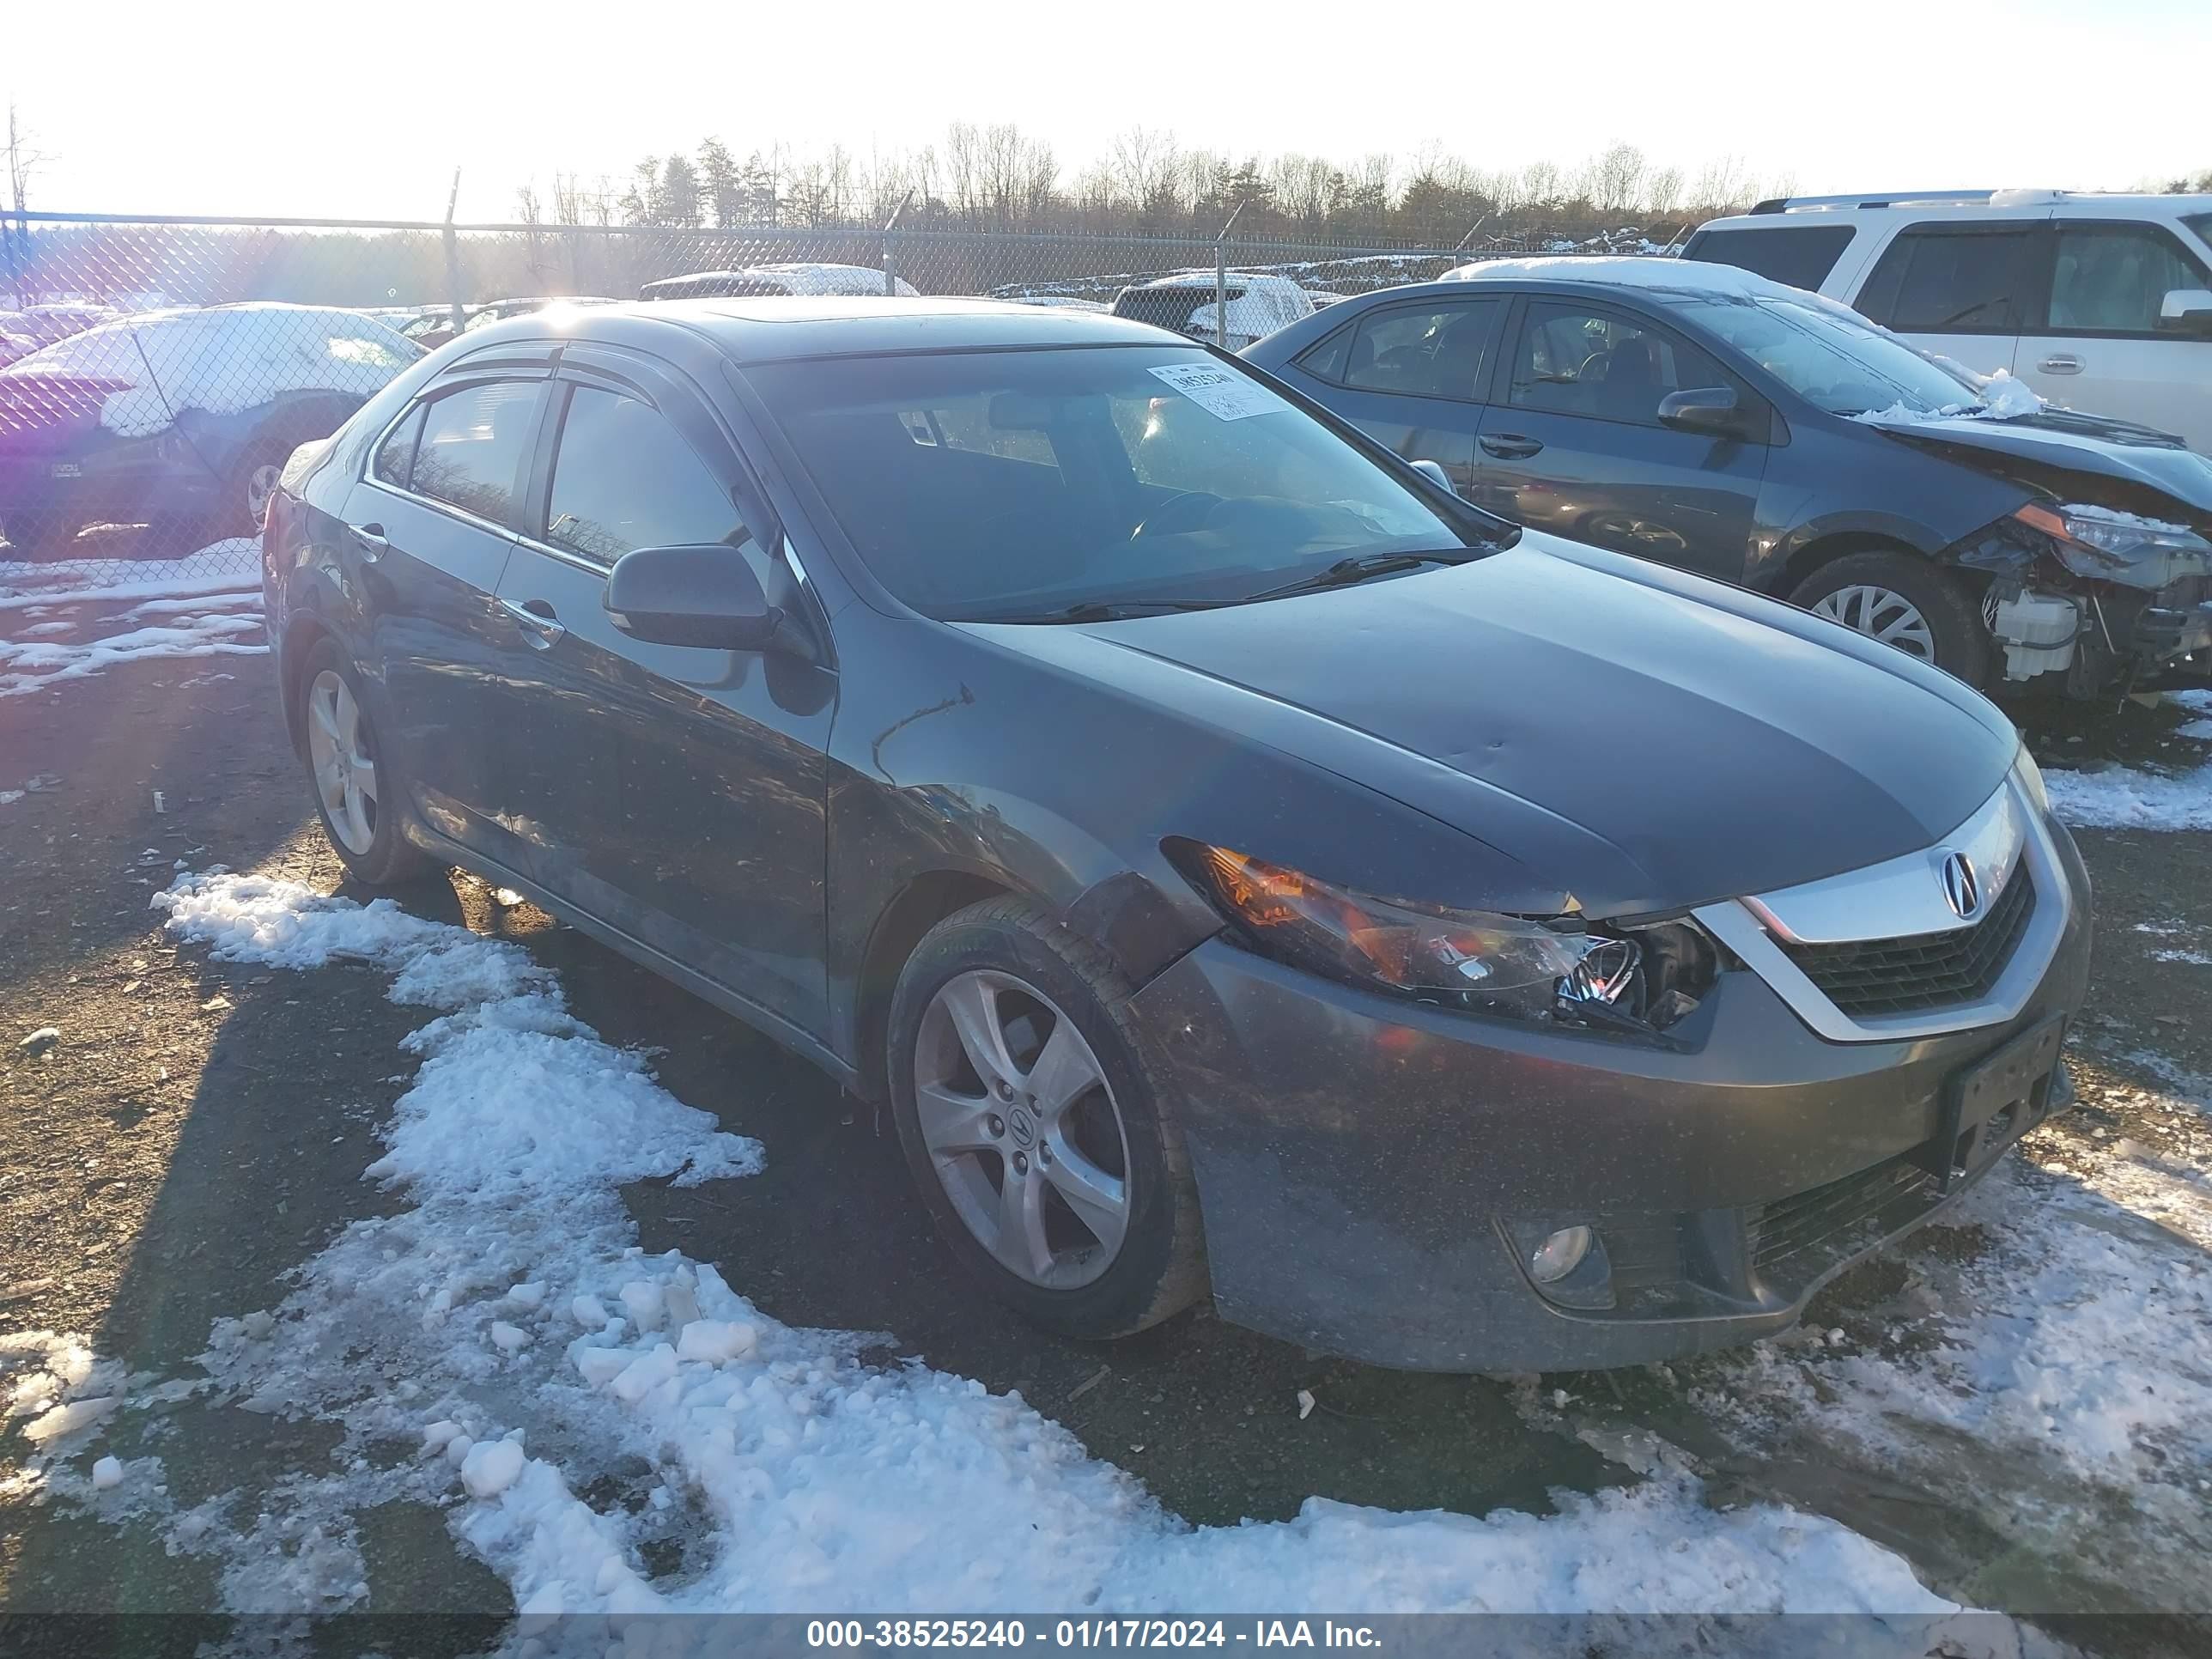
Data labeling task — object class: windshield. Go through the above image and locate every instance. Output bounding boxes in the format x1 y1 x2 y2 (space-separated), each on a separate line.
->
750 344 1482 621
1678 294 1984 416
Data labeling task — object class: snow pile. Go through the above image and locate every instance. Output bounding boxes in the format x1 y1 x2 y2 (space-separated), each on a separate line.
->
0 537 264 695
2045 757 2212 831
0 537 258 605
1177 276 1315 343
126 870 1966 1623
0 304 416 437
2 1330 123 1452
1696 1137 2212 1607
1 610 264 697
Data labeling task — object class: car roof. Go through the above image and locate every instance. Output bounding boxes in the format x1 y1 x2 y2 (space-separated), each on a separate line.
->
460 295 1190 363
1698 191 2212 234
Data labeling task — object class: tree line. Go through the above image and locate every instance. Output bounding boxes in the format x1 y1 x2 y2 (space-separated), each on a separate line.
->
521 125 1806 248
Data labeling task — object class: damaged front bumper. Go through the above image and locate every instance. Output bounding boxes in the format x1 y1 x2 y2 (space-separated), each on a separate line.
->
1954 513 2212 691
1133 814 2094 1372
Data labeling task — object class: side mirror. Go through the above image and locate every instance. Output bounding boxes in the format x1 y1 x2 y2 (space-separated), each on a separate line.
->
603 544 790 653
1657 386 1752 439
1408 457 1455 495
2158 288 2212 338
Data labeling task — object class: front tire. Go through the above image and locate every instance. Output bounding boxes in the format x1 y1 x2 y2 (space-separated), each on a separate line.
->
1792 550 1993 687
222 438 290 538
887 896 1206 1341
295 637 432 887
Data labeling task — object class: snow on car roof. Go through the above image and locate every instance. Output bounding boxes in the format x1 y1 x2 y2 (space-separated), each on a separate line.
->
0 304 421 437
1443 254 1815 299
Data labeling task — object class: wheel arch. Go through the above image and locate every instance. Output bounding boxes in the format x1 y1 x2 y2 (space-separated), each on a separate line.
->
1768 527 1963 602
851 869 1017 1103
277 612 337 756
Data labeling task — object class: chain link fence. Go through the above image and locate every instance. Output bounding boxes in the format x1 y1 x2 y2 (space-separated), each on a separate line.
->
0 210 1650 580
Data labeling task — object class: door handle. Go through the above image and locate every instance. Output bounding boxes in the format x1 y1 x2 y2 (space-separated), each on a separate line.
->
1479 433 1545 459
500 597 566 649
348 521 389 560
2036 354 2083 374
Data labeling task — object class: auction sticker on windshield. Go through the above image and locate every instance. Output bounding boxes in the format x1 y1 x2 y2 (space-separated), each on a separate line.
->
1147 362 1287 421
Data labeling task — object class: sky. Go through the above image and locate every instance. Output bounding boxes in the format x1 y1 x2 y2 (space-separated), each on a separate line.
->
10 0 2209 222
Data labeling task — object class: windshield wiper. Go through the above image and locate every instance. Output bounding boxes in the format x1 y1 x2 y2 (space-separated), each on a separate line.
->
993 597 1234 624
1236 549 1480 605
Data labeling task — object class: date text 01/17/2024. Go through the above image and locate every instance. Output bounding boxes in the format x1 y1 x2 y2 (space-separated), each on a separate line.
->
805 1620 1384 1649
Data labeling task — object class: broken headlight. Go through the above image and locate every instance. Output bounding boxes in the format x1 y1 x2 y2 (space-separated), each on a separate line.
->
2015 501 2212 590
1170 842 1632 1023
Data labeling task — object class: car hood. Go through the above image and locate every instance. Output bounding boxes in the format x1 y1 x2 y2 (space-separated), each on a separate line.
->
964 539 2018 917
1863 409 2212 520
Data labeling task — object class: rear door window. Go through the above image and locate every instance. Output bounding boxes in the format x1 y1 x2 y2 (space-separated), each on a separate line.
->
1855 225 2037 333
542 385 751 564
2045 223 2211 335
1339 299 1504 399
1683 225 1857 292
408 380 541 526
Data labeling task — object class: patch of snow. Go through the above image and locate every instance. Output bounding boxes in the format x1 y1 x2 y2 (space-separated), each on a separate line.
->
1692 1132 2212 1608
91 1455 124 1490
1 611 266 696
0 538 260 609
2177 719 2212 742
1446 255 1820 301
118 869 1968 1623
2172 689 2212 716
2045 757 2212 831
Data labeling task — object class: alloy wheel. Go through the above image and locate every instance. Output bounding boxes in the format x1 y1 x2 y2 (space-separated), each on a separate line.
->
245 462 282 529
306 669 379 854
912 969 1132 1290
1810 583 1937 660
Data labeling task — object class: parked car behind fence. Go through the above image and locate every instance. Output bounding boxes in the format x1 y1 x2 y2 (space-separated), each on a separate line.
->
0 302 423 562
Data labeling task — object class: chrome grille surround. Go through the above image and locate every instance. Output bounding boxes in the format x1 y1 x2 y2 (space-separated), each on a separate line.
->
1692 766 2071 1042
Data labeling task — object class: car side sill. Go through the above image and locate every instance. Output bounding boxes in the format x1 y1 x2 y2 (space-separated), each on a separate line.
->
403 821 860 1093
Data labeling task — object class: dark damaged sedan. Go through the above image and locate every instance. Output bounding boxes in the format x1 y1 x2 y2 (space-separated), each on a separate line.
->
263 299 2093 1370
1244 258 2212 698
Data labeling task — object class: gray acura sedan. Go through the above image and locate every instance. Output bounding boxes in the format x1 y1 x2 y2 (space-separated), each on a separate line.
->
263 298 2091 1371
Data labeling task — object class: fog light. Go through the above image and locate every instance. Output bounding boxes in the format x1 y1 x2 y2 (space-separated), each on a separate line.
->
1528 1224 1594 1284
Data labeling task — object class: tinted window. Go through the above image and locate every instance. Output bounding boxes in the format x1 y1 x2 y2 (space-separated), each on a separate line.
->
1507 304 1728 423
750 346 1471 622
1341 300 1502 398
1295 323 1352 382
1856 228 2033 332
373 405 422 489
544 386 750 564
2046 225 2211 333
1684 225 1857 292
2185 211 2212 250
409 381 539 524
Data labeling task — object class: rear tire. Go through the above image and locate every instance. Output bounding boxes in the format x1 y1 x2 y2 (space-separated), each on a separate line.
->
1791 550 1993 687
294 636 434 888
222 438 291 538
887 896 1207 1341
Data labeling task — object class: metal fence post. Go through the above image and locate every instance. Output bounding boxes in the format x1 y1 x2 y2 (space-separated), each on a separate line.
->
441 169 465 331
882 191 913 296
1213 201 1248 349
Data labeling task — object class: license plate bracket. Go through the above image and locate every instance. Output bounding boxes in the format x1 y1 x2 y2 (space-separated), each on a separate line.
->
1926 1015 2065 1193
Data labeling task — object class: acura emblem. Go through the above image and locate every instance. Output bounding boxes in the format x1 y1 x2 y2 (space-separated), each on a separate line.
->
1941 852 1981 921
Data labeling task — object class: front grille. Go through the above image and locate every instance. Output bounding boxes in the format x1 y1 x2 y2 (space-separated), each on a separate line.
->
1750 1152 1935 1271
1778 866 2035 1018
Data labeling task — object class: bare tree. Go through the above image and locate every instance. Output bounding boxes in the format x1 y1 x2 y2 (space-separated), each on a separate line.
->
1109 126 1180 211
5 101 51 214
1584 143 1645 216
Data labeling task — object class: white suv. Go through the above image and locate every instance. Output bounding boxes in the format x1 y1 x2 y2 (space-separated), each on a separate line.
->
1684 190 2212 451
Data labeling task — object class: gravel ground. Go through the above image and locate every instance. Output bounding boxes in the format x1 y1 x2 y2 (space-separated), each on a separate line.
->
3 643 2209 1637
